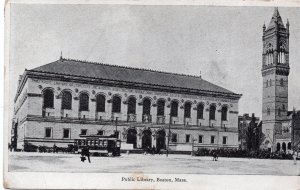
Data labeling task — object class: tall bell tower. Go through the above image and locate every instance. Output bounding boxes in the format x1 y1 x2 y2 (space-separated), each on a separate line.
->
261 8 290 152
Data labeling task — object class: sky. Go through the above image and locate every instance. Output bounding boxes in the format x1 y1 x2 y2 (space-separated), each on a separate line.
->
9 4 300 118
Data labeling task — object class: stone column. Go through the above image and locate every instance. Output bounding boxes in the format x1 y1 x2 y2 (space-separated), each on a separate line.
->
122 102 128 122
151 104 157 123
136 102 143 122
191 105 197 126
89 99 96 120
54 96 62 118
165 103 171 125
73 98 79 119
106 100 112 120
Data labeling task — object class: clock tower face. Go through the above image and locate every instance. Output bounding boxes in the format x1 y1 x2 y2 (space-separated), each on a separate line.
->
261 8 290 151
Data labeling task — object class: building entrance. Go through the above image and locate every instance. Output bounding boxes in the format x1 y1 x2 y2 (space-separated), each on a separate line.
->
142 130 152 149
126 128 137 148
156 130 166 150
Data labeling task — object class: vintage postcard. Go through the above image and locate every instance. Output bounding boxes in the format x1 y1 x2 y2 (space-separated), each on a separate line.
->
3 0 300 189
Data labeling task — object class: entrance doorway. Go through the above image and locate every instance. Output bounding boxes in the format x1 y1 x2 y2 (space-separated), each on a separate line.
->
156 130 166 150
142 130 152 149
126 128 137 148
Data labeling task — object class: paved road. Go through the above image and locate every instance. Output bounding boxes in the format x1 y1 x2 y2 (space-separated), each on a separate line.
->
8 152 300 175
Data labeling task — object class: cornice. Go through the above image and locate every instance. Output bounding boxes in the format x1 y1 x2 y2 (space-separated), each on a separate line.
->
25 70 242 100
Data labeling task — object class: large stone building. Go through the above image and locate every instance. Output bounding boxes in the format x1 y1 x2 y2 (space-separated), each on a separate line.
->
261 8 300 152
11 56 242 152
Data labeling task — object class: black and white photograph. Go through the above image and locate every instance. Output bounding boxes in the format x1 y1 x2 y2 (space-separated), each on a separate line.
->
3 0 300 189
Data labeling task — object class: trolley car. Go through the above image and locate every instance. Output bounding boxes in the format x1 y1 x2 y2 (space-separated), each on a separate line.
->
74 134 121 156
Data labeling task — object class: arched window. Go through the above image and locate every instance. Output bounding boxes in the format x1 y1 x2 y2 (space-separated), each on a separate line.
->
112 96 121 113
278 108 281 116
269 79 272 86
197 104 204 119
267 108 270 115
280 78 284 86
288 142 291 150
276 142 281 152
79 93 89 111
282 104 286 112
221 106 228 121
184 102 192 118
96 94 105 112
61 91 72 110
266 80 269 88
282 142 286 152
170 101 178 117
209 105 216 120
142 98 151 115
127 96 136 114
43 89 54 108
157 99 165 116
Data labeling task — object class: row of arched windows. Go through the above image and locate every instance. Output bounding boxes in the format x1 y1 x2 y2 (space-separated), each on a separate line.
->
278 45 286 64
265 50 274 65
276 142 292 152
42 89 228 121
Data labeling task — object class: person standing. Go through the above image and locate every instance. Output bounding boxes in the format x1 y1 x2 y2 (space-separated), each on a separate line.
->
293 153 297 165
85 145 91 163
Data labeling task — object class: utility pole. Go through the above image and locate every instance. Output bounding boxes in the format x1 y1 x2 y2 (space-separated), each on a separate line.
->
115 117 118 139
166 114 171 157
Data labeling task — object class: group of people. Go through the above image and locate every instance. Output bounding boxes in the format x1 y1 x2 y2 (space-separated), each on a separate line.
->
144 146 161 155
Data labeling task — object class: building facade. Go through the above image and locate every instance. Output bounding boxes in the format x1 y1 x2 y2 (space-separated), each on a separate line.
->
11 57 242 152
261 8 291 152
261 8 300 152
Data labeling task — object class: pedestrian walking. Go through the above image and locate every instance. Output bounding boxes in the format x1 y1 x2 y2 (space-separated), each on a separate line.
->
212 152 218 161
80 145 91 163
85 145 91 163
151 146 156 155
293 153 297 165
53 144 57 153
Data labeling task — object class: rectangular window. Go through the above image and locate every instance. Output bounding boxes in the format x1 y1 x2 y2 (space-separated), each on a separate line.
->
223 136 227 144
186 134 190 143
198 135 203 143
45 128 52 138
63 128 70 138
97 130 104 135
211 136 215 144
171 133 177 143
81 129 87 135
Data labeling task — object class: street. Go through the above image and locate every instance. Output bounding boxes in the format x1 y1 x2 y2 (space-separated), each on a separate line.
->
8 152 300 175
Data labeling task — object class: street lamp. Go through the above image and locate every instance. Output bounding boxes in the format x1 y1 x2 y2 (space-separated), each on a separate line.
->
192 137 197 156
166 114 171 157
115 117 118 139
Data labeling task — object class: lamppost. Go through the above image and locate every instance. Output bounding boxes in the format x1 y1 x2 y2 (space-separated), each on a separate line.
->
166 114 171 157
192 137 197 156
115 117 118 139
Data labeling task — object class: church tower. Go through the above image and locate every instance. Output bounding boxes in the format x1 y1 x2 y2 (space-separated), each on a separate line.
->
261 8 290 151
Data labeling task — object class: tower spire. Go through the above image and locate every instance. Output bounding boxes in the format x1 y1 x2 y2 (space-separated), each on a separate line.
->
60 51 63 61
266 7 285 30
